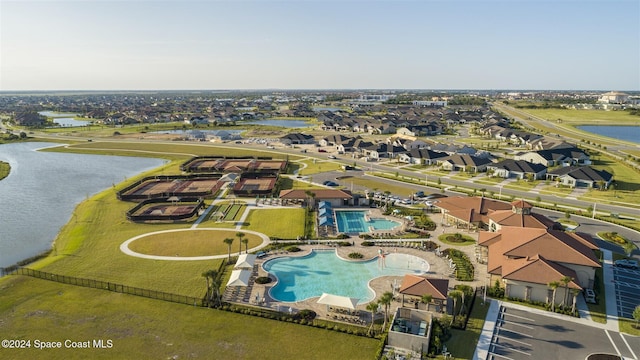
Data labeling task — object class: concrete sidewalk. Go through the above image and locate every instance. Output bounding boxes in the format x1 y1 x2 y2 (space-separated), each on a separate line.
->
472 299 500 360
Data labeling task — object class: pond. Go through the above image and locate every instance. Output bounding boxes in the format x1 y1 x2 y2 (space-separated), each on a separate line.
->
577 125 640 144
0 142 165 269
242 119 315 128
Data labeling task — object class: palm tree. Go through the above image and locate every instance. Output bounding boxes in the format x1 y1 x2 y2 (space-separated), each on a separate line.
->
366 302 379 336
202 269 219 307
421 294 433 311
448 290 463 322
223 238 234 262
560 276 573 308
548 281 560 312
378 291 394 330
236 232 245 255
242 238 249 254
570 288 581 314
202 271 211 301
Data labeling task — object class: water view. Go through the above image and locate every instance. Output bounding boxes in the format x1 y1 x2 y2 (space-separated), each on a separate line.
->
243 119 315 128
0 142 165 269
577 125 640 144
38 111 91 127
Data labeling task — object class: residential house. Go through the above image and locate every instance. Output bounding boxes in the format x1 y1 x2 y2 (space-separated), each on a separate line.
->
279 133 315 145
546 166 613 189
514 147 591 167
398 148 448 165
440 154 492 172
486 159 547 180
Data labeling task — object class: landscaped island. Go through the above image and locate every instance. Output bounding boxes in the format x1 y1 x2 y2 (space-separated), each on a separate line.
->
0 161 10 180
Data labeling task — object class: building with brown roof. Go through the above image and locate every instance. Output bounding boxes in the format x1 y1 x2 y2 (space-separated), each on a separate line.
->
398 275 449 312
279 189 354 208
435 196 512 230
486 200 559 232
478 227 600 305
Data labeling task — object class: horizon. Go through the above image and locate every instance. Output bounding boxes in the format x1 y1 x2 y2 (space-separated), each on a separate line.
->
1 0 638 91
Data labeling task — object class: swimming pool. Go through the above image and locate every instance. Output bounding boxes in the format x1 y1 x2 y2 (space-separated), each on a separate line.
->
263 250 430 303
335 210 400 233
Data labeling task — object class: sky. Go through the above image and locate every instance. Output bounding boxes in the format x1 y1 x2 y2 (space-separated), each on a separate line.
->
0 0 638 91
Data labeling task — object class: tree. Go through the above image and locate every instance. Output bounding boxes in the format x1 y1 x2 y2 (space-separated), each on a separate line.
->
421 294 433 312
236 232 245 255
559 276 573 308
223 238 234 262
548 281 560 312
202 269 220 307
570 288 581 314
448 290 463 321
633 305 640 329
378 291 394 330
242 238 249 254
479 188 486 197
366 302 379 336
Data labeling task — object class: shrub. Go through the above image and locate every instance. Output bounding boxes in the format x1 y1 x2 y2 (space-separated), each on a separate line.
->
255 276 272 284
361 241 375 246
335 233 350 239
348 252 364 259
286 246 301 252
337 241 352 247
295 309 317 321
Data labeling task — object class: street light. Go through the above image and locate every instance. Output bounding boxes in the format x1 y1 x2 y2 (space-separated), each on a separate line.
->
498 185 503 199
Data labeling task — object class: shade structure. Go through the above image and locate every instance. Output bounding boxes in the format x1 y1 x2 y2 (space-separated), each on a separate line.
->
317 293 359 310
318 201 332 209
226 269 251 287
234 254 257 270
318 208 330 217
319 216 334 226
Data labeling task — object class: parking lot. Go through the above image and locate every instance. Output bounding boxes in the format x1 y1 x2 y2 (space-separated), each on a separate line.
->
613 265 640 319
487 305 639 360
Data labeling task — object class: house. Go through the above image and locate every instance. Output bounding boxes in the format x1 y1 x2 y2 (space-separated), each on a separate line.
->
514 147 590 167
486 200 559 232
486 159 547 180
598 91 630 104
440 154 492 172
14 112 47 127
546 166 613 189
398 275 449 312
279 189 354 208
398 148 448 165
279 133 315 145
435 196 512 230
478 227 601 300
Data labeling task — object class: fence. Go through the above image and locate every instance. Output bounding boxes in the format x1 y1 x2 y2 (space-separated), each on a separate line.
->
4 267 205 307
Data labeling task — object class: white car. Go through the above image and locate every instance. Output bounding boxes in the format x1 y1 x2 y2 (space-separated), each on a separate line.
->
328 155 337 159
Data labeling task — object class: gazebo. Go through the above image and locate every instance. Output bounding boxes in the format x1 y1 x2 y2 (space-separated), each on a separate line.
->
317 293 359 312
234 254 257 270
226 269 251 287
398 275 449 312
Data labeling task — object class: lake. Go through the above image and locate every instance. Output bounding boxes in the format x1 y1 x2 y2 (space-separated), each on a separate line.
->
577 125 640 144
243 119 315 128
38 111 91 127
0 142 165 269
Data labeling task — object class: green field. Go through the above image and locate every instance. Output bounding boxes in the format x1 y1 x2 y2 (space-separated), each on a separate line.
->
517 108 640 125
127 229 263 257
0 277 378 360
243 208 306 239
295 158 344 175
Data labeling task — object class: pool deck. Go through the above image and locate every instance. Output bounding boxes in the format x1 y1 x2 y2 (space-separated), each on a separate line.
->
228 213 488 325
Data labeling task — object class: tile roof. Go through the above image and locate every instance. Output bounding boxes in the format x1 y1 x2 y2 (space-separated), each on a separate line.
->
436 196 512 223
501 254 582 290
398 275 449 300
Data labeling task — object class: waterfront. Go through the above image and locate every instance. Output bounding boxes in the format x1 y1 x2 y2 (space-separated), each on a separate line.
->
0 142 165 269
577 125 640 144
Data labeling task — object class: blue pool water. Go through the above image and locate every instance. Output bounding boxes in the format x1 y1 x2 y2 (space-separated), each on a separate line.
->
335 210 400 233
263 250 430 303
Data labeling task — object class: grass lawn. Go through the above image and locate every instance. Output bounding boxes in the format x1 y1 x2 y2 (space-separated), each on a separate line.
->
438 233 476 246
127 229 263 257
445 297 490 360
503 180 540 191
450 172 475 180
538 185 573 197
0 277 378 360
577 157 640 206
243 208 306 239
473 176 506 185
519 108 640 125
295 158 343 175
619 318 640 336
348 174 415 197
0 160 9 180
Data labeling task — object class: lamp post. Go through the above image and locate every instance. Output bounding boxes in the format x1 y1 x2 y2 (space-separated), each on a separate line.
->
498 185 503 199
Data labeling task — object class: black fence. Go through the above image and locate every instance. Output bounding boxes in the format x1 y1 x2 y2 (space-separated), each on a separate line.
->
126 197 206 222
4 267 205 307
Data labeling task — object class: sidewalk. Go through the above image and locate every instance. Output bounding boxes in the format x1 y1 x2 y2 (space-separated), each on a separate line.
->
601 249 620 331
473 299 500 360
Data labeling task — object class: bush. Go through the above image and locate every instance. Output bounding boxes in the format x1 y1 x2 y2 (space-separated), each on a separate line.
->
286 246 301 252
361 241 375 246
348 252 364 259
295 309 317 321
337 241 352 247
255 276 272 284
335 233 350 239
